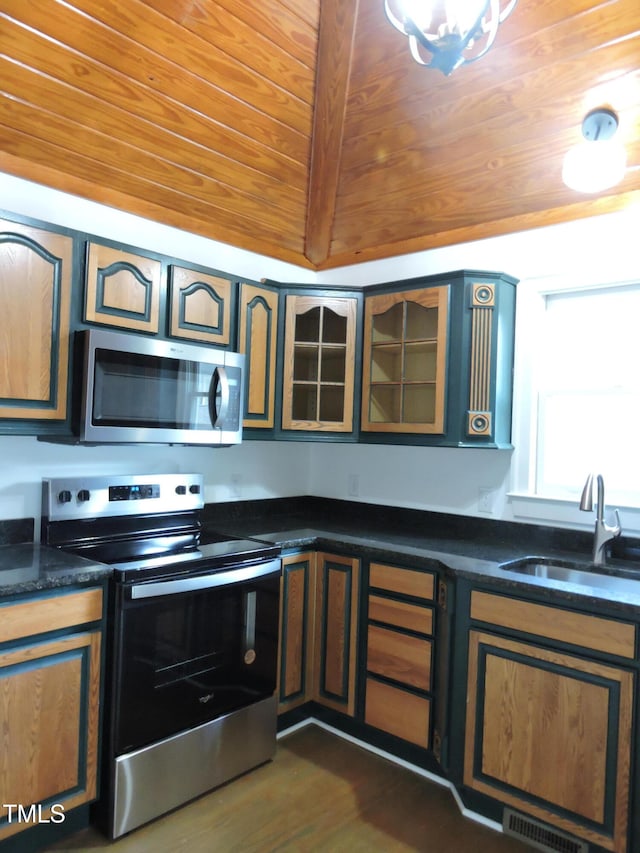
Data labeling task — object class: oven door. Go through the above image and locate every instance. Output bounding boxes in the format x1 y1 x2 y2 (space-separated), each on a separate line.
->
113 558 281 756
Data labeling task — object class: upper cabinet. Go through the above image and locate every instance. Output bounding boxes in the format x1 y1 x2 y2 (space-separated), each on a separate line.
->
84 242 162 334
0 217 73 423
361 271 517 448
282 294 359 433
362 287 449 434
0 207 518 450
169 265 233 346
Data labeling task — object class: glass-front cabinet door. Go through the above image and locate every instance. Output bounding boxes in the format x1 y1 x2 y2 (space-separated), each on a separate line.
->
282 295 357 432
361 286 449 433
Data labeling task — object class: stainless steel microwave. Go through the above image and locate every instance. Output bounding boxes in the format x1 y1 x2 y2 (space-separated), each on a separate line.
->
74 328 244 445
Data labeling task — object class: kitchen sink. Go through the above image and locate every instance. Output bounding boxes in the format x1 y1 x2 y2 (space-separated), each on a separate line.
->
499 556 640 594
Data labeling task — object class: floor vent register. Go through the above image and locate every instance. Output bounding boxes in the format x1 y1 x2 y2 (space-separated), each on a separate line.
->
502 808 589 853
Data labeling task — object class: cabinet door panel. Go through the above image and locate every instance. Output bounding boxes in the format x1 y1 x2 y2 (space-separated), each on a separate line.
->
169 266 232 345
239 283 278 429
0 630 101 840
85 242 161 333
0 220 72 420
314 553 359 715
465 630 632 853
362 287 448 434
282 296 357 432
278 553 315 712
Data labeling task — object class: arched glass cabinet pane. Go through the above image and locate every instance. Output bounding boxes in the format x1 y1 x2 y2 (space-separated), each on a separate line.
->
362 286 449 434
283 296 357 432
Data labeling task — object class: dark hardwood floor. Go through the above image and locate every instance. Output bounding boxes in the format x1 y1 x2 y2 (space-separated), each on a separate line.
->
46 724 532 852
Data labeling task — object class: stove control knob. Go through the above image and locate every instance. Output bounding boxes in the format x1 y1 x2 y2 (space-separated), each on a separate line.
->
175 485 186 495
189 484 201 494
58 490 72 504
77 489 91 503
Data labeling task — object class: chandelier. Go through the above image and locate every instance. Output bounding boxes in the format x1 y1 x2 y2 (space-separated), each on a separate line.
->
384 0 518 76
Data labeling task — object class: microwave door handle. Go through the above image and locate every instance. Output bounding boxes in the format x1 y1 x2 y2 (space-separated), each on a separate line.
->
208 366 230 427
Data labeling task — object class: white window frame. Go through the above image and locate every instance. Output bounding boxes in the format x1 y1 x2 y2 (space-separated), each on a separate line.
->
509 272 640 536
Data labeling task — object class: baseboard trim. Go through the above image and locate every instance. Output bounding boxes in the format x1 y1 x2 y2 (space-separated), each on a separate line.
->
277 716 503 836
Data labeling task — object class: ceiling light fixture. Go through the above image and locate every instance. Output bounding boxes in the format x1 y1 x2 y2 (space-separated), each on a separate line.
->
384 0 518 76
562 108 627 193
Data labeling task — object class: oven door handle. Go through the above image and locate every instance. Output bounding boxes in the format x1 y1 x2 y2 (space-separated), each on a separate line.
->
129 558 281 600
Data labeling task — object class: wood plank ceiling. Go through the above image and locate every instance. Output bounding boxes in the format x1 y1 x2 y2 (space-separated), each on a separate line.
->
0 0 639 270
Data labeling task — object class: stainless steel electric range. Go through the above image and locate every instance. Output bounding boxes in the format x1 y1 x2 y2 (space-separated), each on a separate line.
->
41 473 281 839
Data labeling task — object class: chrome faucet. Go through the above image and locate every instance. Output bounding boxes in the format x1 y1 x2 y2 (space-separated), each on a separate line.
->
579 473 621 566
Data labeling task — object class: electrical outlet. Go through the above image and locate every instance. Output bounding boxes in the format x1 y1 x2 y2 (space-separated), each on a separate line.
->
348 474 359 497
478 487 494 514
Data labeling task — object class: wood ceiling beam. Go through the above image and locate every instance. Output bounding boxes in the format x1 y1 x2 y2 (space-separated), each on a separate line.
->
304 0 359 266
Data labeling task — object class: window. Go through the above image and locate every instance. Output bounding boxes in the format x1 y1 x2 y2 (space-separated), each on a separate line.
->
513 280 640 509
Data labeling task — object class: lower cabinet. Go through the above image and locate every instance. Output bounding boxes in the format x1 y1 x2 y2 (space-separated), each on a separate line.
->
364 561 436 749
277 551 359 717
0 587 103 842
277 552 638 852
463 589 635 853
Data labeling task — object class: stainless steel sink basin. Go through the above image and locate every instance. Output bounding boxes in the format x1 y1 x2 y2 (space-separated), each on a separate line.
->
499 557 640 594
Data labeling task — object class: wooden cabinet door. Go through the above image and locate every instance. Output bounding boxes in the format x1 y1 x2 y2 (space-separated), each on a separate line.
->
465 630 633 853
169 265 232 345
361 286 448 434
0 630 101 840
85 242 161 333
277 552 316 713
282 295 357 432
0 219 72 420
238 282 278 429
313 553 359 715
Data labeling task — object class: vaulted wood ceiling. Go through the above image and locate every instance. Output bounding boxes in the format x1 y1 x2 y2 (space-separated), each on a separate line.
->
1 0 639 270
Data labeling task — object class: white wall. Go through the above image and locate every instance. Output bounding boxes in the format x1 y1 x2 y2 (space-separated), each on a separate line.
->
2 172 639 536
0 437 311 538
309 442 513 515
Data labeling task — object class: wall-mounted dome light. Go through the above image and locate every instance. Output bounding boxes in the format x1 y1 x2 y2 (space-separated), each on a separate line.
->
562 107 627 193
384 0 518 76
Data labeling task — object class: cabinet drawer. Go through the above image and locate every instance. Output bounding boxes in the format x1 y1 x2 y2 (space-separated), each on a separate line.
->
367 623 431 690
470 591 636 660
365 678 430 748
0 589 103 644
369 563 434 600
368 594 433 634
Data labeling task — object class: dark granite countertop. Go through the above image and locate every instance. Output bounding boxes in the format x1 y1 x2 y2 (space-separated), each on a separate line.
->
202 498 640 616
0 543 112 598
